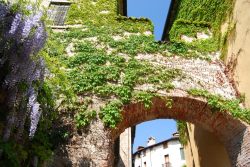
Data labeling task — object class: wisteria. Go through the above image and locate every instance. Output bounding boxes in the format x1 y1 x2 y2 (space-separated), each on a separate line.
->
0 3 8 18
0 2 47 140
22 11 43 39
9 13 21 34
28 88 42 138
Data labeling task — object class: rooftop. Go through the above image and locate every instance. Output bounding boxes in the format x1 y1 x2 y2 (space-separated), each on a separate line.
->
133 133 180 155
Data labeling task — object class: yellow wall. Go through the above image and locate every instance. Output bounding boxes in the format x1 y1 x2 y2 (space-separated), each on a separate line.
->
225 0 250 108
185 124 231 167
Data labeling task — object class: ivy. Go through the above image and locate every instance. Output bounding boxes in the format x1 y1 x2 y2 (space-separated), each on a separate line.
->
134 91 154 109
188 89 250 123
75 110 97 128
169 0 234 53
114 86 132 104
165 97 173 109
99 100 123 128
170 19 211 40
176 120 188 146
41 0 243 131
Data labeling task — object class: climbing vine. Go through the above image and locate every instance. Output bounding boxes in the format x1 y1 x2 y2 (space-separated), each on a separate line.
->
42 0 243 130
188 89 250 123
169 0 234 53
176 120 188 146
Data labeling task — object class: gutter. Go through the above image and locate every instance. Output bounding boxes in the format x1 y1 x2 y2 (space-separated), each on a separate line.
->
161 0 179 41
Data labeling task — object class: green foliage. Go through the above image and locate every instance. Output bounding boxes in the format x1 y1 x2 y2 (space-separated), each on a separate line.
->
37 82 55 108
174 0 233 30
165 97 173 109
188 89 250 123
0 140 28 167
134 91 154 109
31 130 53 162
170 19 210 39
220 23 236 60
39 31 76 104
42 0 239 131
75 110 97 128
176 120 188 146
114 86 132 104
166 42 188 55
169 0 234 53
0 119 55 165
6 0 45 16
99 100 123 128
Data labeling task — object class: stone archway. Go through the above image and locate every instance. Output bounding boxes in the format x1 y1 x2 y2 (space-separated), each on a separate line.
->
110 92 250 167
51 55 250 167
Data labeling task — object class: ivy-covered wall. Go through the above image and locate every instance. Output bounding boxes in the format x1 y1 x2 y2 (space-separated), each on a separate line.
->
42 0 250 165
43 0 247 130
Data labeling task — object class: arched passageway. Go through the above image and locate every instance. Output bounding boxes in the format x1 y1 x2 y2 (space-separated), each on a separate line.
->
111 92 250 167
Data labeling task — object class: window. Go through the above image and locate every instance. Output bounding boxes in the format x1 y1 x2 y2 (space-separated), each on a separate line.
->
180 147 185 160
163 155 171 167
142 150 146 157
48 1 71 26
164 155 169 163
163 142 168 149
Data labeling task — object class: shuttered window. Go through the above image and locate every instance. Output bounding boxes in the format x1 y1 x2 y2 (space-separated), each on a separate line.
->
48 1 71 26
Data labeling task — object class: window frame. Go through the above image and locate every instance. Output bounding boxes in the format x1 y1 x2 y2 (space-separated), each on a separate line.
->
48 0 72 26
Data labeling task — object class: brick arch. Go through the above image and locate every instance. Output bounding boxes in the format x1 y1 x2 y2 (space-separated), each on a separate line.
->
111 91 250 167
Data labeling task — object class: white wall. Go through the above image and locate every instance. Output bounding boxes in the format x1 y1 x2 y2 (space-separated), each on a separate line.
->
134 140 186 167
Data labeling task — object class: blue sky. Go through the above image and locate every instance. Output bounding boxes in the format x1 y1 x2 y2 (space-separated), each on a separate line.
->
127 0 171 40
127 0 175 152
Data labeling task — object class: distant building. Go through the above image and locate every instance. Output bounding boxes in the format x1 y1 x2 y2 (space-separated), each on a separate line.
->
133 133 186 167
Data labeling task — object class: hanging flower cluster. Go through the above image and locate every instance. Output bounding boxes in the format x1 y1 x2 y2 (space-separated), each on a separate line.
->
0 2 47 139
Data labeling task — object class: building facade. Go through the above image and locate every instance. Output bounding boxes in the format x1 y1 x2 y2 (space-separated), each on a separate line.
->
133 134 186 167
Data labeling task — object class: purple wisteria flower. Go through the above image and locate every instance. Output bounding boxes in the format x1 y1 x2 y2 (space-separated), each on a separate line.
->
0 2 47 140
26 5 33 11
29 102 42 137
9 13 22 34
28 88 41 138
22 11 42 38
0 3 8 19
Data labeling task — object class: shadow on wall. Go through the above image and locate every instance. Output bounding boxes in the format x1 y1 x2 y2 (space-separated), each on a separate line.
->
47 118 99 167
114 137 126 167
193 125 231 167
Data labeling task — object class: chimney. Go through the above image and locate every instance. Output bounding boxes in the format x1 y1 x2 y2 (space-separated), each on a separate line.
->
172 132 179 137
137 146 145 151
147 136 156 146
